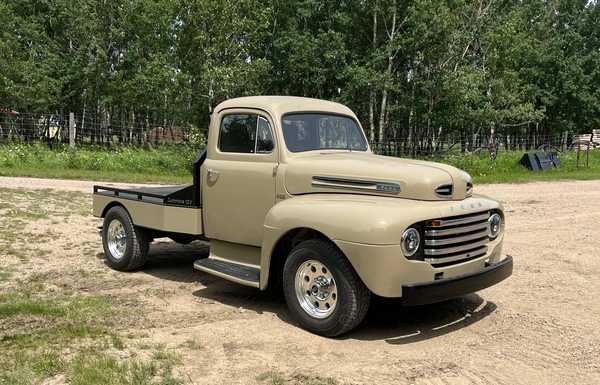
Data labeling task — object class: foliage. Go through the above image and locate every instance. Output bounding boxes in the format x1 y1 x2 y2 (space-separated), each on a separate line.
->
0 1 598 145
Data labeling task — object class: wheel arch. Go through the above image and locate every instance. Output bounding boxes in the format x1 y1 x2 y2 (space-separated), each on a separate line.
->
100 201 128 218
262 227 331 291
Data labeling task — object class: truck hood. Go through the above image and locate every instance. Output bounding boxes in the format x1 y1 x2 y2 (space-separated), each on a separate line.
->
284 152 472 201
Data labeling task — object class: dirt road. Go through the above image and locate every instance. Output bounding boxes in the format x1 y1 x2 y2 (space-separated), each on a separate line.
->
1 176 599 384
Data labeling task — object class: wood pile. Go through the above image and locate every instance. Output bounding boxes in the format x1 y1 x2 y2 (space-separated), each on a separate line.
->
593 129 600 148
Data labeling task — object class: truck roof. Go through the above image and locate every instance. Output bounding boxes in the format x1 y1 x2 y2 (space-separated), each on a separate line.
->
214 96 356 118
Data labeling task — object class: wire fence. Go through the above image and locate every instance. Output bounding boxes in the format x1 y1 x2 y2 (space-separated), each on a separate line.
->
0 112 190 147
0 111 594 157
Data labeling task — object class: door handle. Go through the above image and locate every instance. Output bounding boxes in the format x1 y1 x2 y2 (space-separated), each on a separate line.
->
207 168 219 178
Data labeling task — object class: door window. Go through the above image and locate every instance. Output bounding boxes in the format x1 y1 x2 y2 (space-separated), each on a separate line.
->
219 114 274 154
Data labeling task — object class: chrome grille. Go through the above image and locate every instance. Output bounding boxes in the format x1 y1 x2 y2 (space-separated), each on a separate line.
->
424 211 490 266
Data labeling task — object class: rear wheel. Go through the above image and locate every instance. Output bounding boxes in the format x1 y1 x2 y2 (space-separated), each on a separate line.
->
102 206 149 271
282 239 370 337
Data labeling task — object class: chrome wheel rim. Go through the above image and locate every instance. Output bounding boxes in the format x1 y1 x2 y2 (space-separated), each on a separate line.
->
107 219 127 260
294 259 337 319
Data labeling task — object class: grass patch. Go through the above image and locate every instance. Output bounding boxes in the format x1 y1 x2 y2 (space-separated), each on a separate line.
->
0 286 114 350
0 143 196 184
0 269 14 282
0 166 191 184
257 370 286 385
178 338 202 350
67 352 183 385
0 279 183 385
0 351 65 385
439 150 600 184
2 142 600 185
257 370 338 385
0 291 111 319
0 282 116 384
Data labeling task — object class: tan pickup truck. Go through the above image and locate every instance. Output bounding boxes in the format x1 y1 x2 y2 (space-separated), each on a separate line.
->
93 96 512 336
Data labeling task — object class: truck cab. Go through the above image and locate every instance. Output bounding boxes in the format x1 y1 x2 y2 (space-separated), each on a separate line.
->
93 96 512 336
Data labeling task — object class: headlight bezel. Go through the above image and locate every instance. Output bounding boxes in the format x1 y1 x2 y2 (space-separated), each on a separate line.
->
488 212 503 239
401 227 421 257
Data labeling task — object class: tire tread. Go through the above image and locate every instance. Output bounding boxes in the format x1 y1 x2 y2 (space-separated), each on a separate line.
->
103 206 149 271
283 239 370 337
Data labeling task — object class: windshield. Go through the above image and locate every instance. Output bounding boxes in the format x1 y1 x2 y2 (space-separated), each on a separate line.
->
282 113 368 152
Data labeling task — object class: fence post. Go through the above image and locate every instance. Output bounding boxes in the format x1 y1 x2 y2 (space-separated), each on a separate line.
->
69 112 75 149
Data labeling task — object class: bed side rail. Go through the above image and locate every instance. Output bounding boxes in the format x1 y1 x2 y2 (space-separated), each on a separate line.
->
93 185 197 207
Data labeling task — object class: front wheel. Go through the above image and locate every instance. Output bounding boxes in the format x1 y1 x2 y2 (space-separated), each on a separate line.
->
282 239 370 337
102 206 149 271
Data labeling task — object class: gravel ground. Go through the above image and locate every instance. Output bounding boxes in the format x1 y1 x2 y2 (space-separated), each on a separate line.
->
0 176 598 385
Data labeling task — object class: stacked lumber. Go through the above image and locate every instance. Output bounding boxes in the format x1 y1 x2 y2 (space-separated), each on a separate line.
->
573 134 593 150
593 129 600 148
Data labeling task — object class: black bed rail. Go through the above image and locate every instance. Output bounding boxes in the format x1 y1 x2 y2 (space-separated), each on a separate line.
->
93 185 198 207
93 185 169 202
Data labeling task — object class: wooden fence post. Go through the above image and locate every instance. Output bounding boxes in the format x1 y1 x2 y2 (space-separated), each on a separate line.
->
69 112 75 149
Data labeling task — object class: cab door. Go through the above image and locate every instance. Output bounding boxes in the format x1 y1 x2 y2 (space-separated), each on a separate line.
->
202 109 278 246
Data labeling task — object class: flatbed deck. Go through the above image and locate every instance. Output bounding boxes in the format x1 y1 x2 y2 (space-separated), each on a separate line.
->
94 184 201 207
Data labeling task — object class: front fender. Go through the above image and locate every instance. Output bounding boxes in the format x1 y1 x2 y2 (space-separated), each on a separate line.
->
259 193 502 294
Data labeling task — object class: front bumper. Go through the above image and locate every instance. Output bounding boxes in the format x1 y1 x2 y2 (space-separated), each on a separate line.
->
401 255 513 306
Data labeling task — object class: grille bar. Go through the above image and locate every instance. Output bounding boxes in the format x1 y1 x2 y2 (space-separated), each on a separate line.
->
432 212 489 227
425 221 489 236
424 246 488 264
424 239 489 255
424 229 488 246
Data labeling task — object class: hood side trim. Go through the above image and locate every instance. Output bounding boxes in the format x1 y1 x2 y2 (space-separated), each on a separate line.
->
312 176 400 195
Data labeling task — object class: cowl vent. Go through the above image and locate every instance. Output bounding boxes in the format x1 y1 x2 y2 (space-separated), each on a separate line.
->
435 184 453 197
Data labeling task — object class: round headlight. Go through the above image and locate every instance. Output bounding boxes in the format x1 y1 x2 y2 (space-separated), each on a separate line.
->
488 213 502 239
401 228 421 257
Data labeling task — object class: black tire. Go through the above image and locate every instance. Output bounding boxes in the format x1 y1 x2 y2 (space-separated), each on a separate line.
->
282 239 371 337
102 206 149 271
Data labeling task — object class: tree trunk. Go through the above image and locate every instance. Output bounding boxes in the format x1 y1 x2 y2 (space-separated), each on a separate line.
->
377 0 397 144
368 7 377 143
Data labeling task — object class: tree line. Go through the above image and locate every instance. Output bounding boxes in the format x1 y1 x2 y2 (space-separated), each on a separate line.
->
0 0 598 151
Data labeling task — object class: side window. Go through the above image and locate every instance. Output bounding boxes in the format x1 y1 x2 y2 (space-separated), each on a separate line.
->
219 114 274 154
219 114 256 153
256 117 274 153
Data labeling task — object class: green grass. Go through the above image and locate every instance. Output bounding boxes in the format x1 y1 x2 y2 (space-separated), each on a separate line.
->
440 150 600 184
67 352 182 385
1 142 599 184
256 370 338 385
0 285 114 384
0 280 184 385
0 143 196 184
0 291 111 319
0 285 114 349
0 351 65 385
0 269 14 282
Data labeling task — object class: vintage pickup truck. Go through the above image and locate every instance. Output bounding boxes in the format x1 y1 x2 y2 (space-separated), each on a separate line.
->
93 96 512 336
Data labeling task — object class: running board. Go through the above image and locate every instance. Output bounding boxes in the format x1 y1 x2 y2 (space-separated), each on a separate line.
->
194 258 260 288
